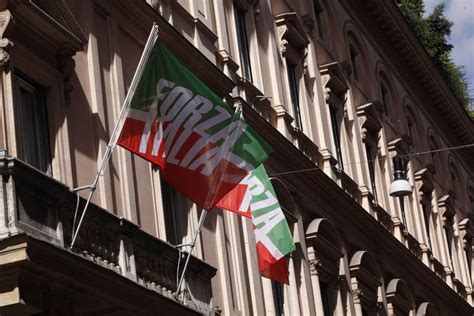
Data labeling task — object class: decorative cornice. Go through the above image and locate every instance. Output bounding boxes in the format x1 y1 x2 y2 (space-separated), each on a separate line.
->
343 0 474 164
242 96 472 316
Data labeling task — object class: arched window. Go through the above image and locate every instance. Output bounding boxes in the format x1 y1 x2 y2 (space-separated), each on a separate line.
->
306 218 344 316
385 279 415 315
376 68 397 121
344 24 369 88
449 163 463 200
313 0 326 39
349 45 360 82
404 103 418 150
427 134 443 178
417 302 439 316
349 251 385 315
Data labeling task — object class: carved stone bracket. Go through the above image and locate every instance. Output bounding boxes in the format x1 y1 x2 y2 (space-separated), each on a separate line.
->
387 136 411 157
275 12 309 63
414 168 434 202
356 101 383 144
308 257 322 275
0 9 14 67
438 194 455 219
319 62 348 109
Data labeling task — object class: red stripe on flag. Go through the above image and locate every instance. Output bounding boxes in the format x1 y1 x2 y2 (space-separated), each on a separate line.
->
256 242 289 285
118 118 248 208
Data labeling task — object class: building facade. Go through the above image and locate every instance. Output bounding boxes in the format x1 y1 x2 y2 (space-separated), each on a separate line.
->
0 0 473 315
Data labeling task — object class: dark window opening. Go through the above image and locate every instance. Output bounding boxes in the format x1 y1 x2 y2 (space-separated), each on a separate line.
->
161 177 185 245
430 148 437 175
320 281 331 315
235 5 253 82
365 144 378 203
407 118 416 148
330 107 343 170
13 73 52 174
272 281 285 315
350 48 359 81
444 217 454 267
422 202 432 250
287 63 302 131
380 84 389 116
314 2 324 39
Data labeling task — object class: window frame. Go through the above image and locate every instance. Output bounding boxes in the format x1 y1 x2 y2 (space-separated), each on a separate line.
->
13 72 52 175
286 61 303 131
234 4 253 82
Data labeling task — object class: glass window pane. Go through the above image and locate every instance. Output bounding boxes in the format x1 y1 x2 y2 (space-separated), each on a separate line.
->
287 63 302 130
14 73 51 174
235 5 253 82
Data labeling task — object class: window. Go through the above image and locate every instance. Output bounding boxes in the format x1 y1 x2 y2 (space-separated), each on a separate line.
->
365 144 378 203
272 280 285 315
319 281 331 315
234 5 253 82
380 84 389 116
287 63 302 131
450 167 462 199
430 151 437 175
443 216 454 267
330 107 343 170
13 73 52 174
405 106 418 149
378 72 395 120
314 2 324 39
422 202 432 250
160 177 185 245
350 47 359 81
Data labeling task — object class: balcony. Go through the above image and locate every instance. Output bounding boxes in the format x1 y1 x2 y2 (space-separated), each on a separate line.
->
0 153 216 315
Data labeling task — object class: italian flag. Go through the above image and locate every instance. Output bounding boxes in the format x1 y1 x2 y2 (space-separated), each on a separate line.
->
116 40 271 210
217 165 296 284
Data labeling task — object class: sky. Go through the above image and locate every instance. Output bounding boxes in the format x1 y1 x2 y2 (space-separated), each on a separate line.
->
424 0 474 103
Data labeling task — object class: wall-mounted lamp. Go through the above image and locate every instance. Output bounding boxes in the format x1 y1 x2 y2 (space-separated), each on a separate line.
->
389 155 412 197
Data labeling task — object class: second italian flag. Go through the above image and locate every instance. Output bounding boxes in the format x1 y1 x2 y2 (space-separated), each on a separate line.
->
217 165 295 284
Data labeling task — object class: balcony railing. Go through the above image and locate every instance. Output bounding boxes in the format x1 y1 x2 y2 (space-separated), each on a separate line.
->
0 152 216 315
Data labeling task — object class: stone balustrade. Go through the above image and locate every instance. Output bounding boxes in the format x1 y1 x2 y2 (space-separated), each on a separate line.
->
0 151 216 315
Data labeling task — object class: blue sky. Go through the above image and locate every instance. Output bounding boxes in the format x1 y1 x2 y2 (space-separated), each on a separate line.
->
424 0 473 105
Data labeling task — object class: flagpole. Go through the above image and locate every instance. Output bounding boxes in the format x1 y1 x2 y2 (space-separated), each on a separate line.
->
175 103 243 295
175 208 208 293
70 24 160 248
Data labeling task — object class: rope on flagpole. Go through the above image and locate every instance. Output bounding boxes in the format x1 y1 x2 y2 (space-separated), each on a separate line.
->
70 24 160 249
175 102 244 297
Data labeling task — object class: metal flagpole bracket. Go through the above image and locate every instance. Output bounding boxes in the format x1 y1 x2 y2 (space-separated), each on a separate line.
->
174 242 194 248
71 184 96 192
